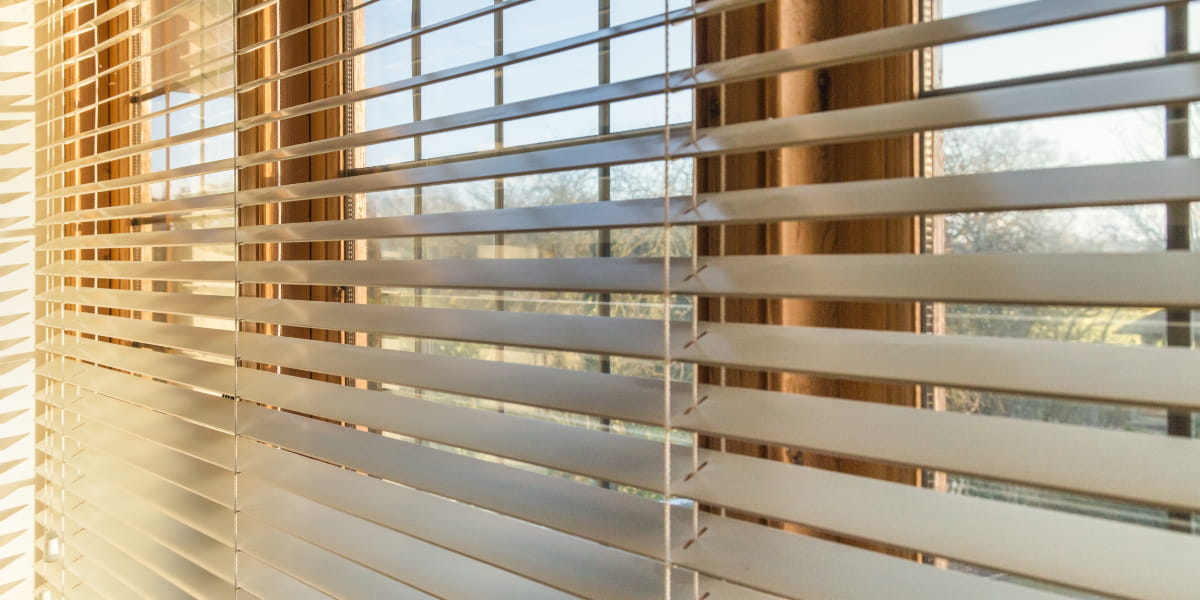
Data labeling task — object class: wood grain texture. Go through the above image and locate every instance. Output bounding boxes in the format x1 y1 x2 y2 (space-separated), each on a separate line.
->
696 0 922 553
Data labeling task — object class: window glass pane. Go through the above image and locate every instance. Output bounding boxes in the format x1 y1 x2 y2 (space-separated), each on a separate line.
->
364 0 413 45
502 0 594 53
420 14 492 72
941 3 1163 87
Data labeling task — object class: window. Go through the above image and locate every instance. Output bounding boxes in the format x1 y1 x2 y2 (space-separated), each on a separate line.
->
22 1 1200 599
928 0 1200 542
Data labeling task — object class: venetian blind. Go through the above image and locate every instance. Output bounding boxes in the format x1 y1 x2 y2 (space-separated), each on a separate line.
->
34 0 1200 599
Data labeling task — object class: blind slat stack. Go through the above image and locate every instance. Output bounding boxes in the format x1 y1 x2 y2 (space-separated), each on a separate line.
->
33 0 1200 599
36 0 238 598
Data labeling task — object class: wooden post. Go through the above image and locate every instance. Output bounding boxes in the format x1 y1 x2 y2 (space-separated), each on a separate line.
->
237 0 346 381
696 0 922 554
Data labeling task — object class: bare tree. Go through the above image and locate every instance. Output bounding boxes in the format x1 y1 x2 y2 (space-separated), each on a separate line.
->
939 124 1162 432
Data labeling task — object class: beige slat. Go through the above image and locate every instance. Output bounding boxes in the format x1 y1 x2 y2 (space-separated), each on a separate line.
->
238 356 1200 513
40 286 236 320
39 226 234 250
243 396 1200 600
236 158 1200 242
67 530 191 600
239 443 759 600
678 449 1200 600
238 517 438 600
61 554 145 600
63 417 234 507
241 479 583 600
234 61 1200 205
61 483 232 580
38 192 233 226
238 295 1200 409
64 501 231 599
66 450 233 546
238 408 1065 600
235 252 1200 307
236 553 335 600
38 259 235 282
40 311 235 358
38 360 234 431
59 385 233 468
38 336 234 395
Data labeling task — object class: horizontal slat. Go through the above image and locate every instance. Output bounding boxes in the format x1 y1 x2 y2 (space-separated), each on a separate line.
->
233 0 1182 170
678 448 1200 600
40 286 236 320
236 252 1200 307
238 516 437 600
692 61 1200 154
40 312 234 357
237 348 1200 513
62 417 234 507
235 0 763 131
234 329 672 420
38 192 233 226
42 252 1200 308
239 158 1200 242
61 553 147 600
682 321 1200 410
243 395 1200 600
682 383 1200 513
46 122 237 180
66 450 233 545
235 61 1200 205
67 529 192 600
43 153 1195 245
39 336 234 395
237 295 1200 409
237 553 335 600
240 441 762 600
38 360 234 431
235 0 536 96
38 259 234 282
236 317 1200 444
239 407 1063 600
696 0 1182 85
50 157 235 198
242 372 666 493
62 482 232 580
241 478 582 600
58 385 233 468
64 500 231 598
39 226 234 250
228 0 1179 167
